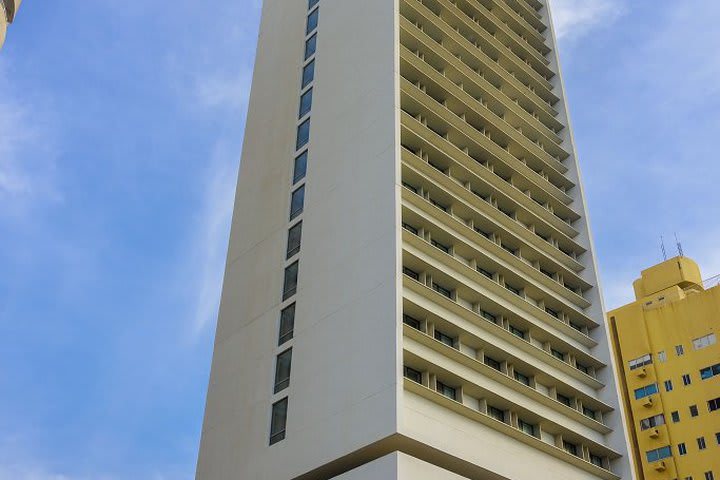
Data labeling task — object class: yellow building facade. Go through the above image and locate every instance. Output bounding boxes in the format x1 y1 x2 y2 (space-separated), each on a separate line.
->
609 257 720 480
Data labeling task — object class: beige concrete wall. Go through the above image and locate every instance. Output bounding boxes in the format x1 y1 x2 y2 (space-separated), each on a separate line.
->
331 452 472 480
196 0 400 478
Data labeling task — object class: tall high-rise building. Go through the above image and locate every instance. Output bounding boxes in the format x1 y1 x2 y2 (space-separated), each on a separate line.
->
0 0 21 49
196 0 635 479
608 257 720 480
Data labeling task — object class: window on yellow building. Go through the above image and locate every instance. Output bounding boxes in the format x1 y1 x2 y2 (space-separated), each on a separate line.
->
693 333 717 350
629 353 652 370
700 363 720 380
634 383 658 400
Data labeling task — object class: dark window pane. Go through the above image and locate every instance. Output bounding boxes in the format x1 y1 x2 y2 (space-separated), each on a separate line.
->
308 0 319 9
290 185 305 220
269 398 288 445
274 349 293 393
293 151 308 184
403 314 421 330
286 222 302 259
434 330 455 348
403 366 422 383
306 9 319 35
304 33 317 60
283 261 299 300
296 118 311 151
301 60 315 88
279 303 295 346
299 87 313 118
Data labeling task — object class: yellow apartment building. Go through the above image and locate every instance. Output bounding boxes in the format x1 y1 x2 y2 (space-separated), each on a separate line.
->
609 257 720 480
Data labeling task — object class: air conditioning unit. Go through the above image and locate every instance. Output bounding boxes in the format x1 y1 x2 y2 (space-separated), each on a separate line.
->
654 461 667 472
642 396 654 407
649 428 660 438
636 367 647 378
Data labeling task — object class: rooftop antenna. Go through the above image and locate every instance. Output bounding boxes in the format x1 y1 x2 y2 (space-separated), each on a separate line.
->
660 235 667 261
674 233 684 257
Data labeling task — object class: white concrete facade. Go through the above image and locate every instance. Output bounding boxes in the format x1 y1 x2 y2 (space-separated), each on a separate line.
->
195 0 635 479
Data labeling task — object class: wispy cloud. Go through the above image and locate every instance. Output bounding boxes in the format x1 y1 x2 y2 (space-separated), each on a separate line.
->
0 63 61 215
194 69 253 110
187 141 240 336
548 0 626 39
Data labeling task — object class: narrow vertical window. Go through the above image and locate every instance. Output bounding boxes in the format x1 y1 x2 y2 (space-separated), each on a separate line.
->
306 9 319 35
278 303 295 346
308 0 319 9
289 185 305 220
299 87 313 118
274 349 293 393
293 150 308 184
269 398 288 445
296 118 311 150
301 60 315 88
286 222 302 259
304 33 317 60
282 261 300 300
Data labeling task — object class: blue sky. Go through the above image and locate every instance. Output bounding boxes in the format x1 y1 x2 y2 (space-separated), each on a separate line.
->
0 1 718 479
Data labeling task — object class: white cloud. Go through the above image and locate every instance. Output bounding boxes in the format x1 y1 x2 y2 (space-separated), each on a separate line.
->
194 69 253 110
187 142 239 336
0 62 61 214
548 0 625 39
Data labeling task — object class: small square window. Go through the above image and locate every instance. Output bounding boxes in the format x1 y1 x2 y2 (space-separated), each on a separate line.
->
299 87 313 118
290 185 305 220
519 419 536 436
671 411 680 423
514 371 530 386
678 442 687 455
484 356 502 371
510 325 526 339
690 405 699 417
563 441 579 457
293 151 308 185
698 437 707 450
296 118 311 150
557 393 572 407
682 374 692 386
437 381 457 401
488 406 506 423
434 329 455 348
664 380 673 392
402 266 420 281
551 349 565 361
676 344 685 356
278 303 295 346
403 314 421 330
658 350 667 362
301 60 315 88
306 9 319 35
705 472 714 480
590 454 604 468
304 33 317 60
403 365 422 384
